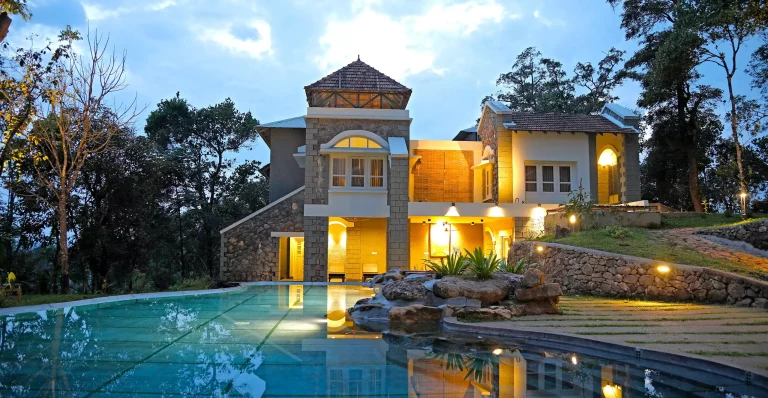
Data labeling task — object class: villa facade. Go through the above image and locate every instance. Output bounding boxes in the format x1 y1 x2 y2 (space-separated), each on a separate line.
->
220 59 642 282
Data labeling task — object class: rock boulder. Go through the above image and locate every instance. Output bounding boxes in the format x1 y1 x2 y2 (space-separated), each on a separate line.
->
382 277 431 301
388 305 442 324
433 275 516 306
515 283 563 302
454 307 518 322
521 268 545 288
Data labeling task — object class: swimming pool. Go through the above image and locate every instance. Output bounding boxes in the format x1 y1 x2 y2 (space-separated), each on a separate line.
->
0 285 765 397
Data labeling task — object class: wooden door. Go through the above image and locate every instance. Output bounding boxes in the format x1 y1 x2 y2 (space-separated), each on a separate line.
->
290 237 304 280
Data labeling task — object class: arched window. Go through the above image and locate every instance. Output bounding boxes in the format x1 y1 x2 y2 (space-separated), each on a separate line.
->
332 137 383 149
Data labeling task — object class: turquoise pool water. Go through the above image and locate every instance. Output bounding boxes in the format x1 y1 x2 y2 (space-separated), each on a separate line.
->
0 285 765 397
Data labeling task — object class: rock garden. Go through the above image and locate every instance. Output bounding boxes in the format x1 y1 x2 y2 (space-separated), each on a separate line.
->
347 248 564 328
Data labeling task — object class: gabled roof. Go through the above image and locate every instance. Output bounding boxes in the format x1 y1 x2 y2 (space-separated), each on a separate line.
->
502 112 637 134
305 58 411 94
452 124 479 141
257 116 306 129
256 116 306 148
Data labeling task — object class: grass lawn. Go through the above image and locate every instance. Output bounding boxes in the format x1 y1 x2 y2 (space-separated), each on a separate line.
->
661 213 766 229
1 293 111 309
537 227 767 280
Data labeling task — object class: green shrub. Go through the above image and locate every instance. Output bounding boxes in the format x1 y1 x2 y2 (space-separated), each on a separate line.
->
424 252 467 277
502 254 532 274
562 184 595 229
130 269 155 293
464 247 502 280
170 276 213 291
604 225 630 239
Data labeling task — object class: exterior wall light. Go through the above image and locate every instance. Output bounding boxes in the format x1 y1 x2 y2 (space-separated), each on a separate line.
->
657 265 670 273
571 355 578 365
536 245 544 253
569 215 577 224
602 384 622 398
446 203 460 217
471 222 475 226
492 348 503 355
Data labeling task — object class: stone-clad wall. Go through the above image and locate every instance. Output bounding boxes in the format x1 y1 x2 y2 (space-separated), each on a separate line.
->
696 220 768 250
389 156 410 270
511 242 768 308
220 188 304 281
303 117 411 280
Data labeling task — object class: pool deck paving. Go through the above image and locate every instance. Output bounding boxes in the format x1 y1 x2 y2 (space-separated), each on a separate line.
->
452 296 768 377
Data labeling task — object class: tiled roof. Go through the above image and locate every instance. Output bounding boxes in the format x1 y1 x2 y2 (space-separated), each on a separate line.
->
503 112 637 134
257 116 306 129
305 59 411 93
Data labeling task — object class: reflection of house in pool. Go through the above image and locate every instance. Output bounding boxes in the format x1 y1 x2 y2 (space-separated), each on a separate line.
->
272 286 641 397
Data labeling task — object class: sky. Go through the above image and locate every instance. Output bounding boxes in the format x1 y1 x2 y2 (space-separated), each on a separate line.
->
6 0 763 167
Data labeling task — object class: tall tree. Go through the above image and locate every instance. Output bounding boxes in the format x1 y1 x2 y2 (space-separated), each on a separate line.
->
1 28 78 177
609 0 719 212
145 95 260 277
26 31 139 292
0 0 30 42
699 0 768 213
489 46 626 114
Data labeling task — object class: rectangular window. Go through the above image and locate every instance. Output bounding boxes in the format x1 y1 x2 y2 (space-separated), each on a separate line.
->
559 166 571 193
351 158 365 187
481 168 492 200
332 158 346 187
542 166 554 193
370 159 384 188
525 165 537 192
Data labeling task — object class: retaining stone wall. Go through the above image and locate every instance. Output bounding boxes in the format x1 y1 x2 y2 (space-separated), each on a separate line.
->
511 242 768 308
696 220 768 250
220 189 304 281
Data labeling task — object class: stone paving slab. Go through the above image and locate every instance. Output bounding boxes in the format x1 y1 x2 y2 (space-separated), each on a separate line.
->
456 296 768 376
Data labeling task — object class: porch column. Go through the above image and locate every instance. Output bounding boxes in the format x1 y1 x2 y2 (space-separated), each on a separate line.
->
621 134 641 202
388 156 410 270
588 133 598 201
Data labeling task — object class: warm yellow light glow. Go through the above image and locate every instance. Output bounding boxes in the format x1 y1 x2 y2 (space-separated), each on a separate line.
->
740 192 747 199
602 384 622 398
569 215 577 224
571 355 578 365
598 148 618 166
536 245 544 253
492 348 503 355
489 205 505 218
531 206 547 219
445 205 460 217
657 265 670 274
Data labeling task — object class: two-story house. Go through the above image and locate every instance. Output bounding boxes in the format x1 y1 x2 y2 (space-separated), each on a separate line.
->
220 59 641 282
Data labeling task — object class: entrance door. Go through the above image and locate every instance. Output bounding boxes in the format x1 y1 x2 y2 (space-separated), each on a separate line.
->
290 237 304 281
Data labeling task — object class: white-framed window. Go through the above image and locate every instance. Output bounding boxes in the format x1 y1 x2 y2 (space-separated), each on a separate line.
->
559 166 571 193
329 155 387 190
542 166 554 193
332 158 347 187
525 163 575 194
370 159 384 187
351 158 365 187
525 165 537 192
482 167 492 200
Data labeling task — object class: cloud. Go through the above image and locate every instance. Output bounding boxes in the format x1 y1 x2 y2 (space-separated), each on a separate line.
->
533 9 565 28
198 20 274 59
314 0 507 80
81 1 176 21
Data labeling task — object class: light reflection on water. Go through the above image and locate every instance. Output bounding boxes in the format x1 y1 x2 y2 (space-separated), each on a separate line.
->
0 285 763 397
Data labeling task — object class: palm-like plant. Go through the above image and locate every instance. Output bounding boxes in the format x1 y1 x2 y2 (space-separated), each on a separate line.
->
423 252 467 277
502 254 532 274
464 247 502 279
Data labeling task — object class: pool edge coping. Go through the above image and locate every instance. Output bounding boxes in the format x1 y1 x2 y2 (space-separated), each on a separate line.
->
442 316 768 389
0 281 368 315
